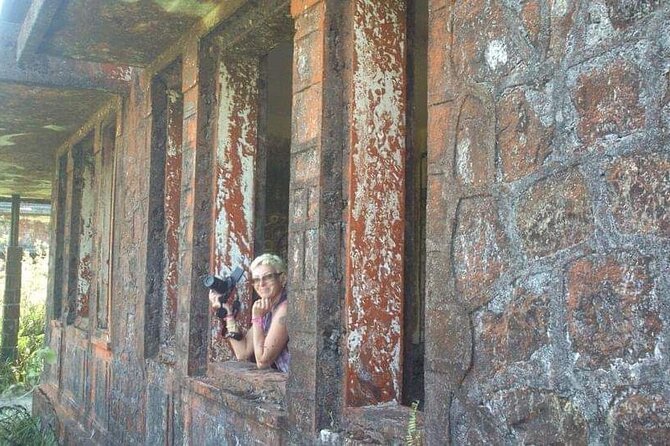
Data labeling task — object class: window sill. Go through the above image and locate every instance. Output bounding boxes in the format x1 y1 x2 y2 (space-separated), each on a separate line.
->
183 361 287 429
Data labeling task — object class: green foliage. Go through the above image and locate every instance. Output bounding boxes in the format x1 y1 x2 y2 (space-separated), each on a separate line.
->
0 304 55 397
406 400 422 446
0 405 58 445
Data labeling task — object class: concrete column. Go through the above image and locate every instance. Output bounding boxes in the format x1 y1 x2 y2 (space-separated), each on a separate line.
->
344 0 407 406
1 195 22 361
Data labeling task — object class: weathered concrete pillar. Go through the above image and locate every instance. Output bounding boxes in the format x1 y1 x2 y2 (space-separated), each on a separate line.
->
344 0 407 407
1 195 22 362
287 0 349 436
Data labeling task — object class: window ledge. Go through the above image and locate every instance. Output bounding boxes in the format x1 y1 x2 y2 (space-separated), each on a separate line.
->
183 361 287 429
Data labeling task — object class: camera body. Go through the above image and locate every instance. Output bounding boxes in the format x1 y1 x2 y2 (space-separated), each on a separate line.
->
203 266 245 340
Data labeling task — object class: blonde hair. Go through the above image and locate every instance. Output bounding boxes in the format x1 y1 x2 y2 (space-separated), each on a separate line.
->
250 253 287 276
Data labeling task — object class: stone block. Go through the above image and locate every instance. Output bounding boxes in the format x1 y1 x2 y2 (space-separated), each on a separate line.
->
427 102 453 168
476 276 550 374
451 0 523 82
454 95 494 187
566 252 662 369
425 173 447 252
425 303 472 382
490 388 588 444
293 30 323 93
288 288 316 334
607 153 670 238
604 0 663 30
291 0 322 19
292 147 319 185
293 0 324 40
427 5 453 105
288 230 305 286
497 87 553 182
306 185 319 223
303 229 318 288
521 1 542 48
574 60 645 145
453 196 508 309
286 332 317 392
290 188 307 225
609 391 670 444
548 0 577 59
517 169 593 258
292 85 322 145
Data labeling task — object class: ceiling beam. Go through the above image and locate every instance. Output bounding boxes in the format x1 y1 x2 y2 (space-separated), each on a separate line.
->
0 21 134 94
16 0 63 65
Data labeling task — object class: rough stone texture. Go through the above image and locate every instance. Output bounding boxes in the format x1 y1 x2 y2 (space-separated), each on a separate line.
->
454 94 495 187
566 252 662 369
574 60 645 145
609 390 670 444
476 278 550 374
517 169 594 258
423 1 670 444
608 153 670 238
453 196 508 310
497 87 554 182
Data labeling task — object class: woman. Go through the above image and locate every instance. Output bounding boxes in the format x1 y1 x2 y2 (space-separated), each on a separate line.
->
209 253 290 372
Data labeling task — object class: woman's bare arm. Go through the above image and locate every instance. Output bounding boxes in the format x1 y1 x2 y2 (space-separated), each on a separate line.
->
251 301 288 369
227 325 254 360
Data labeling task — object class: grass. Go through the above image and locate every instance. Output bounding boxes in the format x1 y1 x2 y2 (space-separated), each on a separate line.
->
0 405 58 446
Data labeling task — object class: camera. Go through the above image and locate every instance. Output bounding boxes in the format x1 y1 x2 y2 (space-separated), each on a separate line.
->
203 267 245 340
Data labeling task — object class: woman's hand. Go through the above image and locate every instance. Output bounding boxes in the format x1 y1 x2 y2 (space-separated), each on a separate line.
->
251 298 272 318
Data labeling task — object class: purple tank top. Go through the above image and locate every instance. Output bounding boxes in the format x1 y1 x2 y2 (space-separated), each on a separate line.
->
262 290 290 373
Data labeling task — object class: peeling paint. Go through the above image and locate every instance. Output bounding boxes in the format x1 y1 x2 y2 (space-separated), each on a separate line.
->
211 58 258 360
77 144 96 323
346 0 406 406
162 88 183 350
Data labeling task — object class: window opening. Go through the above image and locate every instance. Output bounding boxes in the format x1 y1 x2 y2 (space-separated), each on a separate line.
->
256 40 292 261
209 36 293 364
96 120 117 330
52 154 68 320
66 134 93 326
146 59 183 361
403 0 427 407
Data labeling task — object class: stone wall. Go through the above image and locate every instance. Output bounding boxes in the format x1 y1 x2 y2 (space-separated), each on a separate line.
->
424 0 670 444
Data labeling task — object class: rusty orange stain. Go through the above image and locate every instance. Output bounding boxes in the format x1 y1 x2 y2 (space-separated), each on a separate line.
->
345 0 407 406
210 59 258 361
163 91 182 345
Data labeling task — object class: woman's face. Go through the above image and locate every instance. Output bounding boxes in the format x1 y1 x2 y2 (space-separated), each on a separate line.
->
250 263 283 301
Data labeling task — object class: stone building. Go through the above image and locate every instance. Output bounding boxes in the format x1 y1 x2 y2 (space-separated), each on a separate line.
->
0 0 668 444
